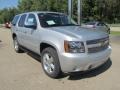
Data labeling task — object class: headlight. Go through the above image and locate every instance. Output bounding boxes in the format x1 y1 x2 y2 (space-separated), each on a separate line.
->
64 41 85 53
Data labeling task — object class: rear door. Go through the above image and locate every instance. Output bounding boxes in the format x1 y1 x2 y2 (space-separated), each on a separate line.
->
17 14 27 46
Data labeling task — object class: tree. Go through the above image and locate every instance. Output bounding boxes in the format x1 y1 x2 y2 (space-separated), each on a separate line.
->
0 8 18 23
18 0 33 12
0 0 120 24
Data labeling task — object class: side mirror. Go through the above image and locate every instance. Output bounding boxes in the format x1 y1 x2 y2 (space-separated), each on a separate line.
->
24 22 37 29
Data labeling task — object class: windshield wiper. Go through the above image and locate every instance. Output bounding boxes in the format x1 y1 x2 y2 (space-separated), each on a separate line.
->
61 24 80 26
45 24 80 28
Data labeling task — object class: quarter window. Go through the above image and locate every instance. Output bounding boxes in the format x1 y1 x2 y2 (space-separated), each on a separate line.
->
12 15 20 26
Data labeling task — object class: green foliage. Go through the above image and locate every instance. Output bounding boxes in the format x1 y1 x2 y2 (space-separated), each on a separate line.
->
18 0 33 12
111 31 120 36
18 0 68 13
0 0 120 24
0 8 19 23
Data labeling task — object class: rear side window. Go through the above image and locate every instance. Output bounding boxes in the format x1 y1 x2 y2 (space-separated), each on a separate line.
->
12 15 20 26
18 14 27 27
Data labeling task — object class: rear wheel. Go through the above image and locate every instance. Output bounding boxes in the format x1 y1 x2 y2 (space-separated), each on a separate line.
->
13 37 23 53
41 47 62 78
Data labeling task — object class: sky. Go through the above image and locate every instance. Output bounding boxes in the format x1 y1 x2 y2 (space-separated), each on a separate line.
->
0 0 19 9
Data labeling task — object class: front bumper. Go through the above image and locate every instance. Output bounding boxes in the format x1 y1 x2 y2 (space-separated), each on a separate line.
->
59 46 112 73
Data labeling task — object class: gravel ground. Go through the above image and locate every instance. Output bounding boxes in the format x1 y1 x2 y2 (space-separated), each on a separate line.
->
0 28 120 90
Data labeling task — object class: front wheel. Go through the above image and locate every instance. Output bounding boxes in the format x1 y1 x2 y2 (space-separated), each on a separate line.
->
41 47 62 78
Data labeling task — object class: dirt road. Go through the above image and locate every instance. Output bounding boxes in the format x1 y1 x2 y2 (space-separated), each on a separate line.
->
0 28 120 90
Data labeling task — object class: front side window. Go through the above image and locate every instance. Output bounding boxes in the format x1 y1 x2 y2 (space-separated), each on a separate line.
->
26 14 37 25
38 13 77 27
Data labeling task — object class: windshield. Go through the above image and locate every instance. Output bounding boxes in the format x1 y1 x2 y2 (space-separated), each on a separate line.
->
86 22 96 25
38 13 77 27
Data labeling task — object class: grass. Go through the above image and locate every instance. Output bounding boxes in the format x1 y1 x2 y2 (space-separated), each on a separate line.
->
0 24 2 27
109 24 120 27
111 31 120 36
0 24 4 28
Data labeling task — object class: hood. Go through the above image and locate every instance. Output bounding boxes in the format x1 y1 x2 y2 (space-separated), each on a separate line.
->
48 26 108 41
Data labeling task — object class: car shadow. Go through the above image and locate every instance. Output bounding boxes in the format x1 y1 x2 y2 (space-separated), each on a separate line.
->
26 51 112 80
67 59 112 80
26 51 67 78
27 52 41 63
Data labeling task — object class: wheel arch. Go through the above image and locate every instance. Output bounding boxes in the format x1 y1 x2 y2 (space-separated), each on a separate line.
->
40 42 59 54
12 33 17 39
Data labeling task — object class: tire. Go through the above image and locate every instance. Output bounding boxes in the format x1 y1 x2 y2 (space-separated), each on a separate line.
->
13 37 24 53
41 47 62 78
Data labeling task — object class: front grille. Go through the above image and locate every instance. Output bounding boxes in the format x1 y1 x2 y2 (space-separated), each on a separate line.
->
87 37 109 53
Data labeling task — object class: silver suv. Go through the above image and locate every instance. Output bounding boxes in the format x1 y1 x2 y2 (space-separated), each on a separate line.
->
11 12 111 78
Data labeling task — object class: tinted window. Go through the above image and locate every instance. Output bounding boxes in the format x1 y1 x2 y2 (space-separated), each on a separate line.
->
97 22 105 26
26 14 37 25
38 13 76 27
18 14 27 27
12 15 20 26
86 22 96 25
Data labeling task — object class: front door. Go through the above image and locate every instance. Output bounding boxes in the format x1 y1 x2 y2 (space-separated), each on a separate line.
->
23 13 39 53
